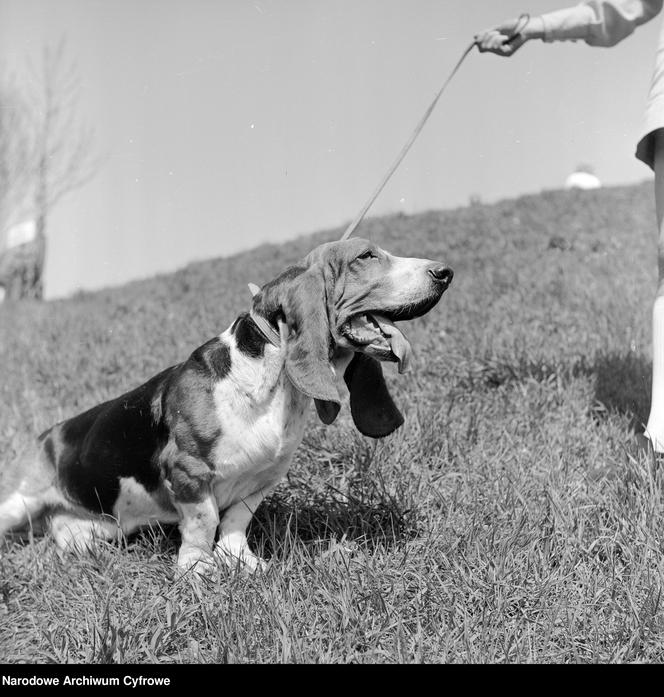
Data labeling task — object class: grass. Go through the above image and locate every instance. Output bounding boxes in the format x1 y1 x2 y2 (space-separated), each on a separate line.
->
2 181 664 663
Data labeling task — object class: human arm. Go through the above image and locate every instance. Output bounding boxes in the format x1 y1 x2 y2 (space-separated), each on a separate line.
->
476 0 663 56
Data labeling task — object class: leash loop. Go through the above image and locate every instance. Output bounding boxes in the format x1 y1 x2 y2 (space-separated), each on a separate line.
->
504 13 531 45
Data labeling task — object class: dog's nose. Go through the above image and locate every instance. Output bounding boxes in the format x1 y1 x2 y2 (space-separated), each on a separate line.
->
428 265 454 286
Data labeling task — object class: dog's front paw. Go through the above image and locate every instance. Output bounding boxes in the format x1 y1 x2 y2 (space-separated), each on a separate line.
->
176 547 215 578
214 542 268 574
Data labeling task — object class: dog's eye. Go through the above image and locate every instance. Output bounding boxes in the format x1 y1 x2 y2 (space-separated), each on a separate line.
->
357 250 377 260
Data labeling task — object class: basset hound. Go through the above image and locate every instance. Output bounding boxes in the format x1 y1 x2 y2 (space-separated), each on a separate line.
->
0 238 452 573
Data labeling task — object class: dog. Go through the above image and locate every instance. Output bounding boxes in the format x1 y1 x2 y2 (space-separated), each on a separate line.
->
0 237 452 573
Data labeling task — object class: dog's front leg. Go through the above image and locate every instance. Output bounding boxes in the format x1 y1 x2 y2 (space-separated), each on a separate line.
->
175 496 219 575
215 490 267 573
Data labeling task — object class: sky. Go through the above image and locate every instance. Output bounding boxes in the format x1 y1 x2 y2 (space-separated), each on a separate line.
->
0 0 661 299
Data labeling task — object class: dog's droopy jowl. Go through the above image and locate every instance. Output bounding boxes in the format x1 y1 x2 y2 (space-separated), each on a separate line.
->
0 238 453 573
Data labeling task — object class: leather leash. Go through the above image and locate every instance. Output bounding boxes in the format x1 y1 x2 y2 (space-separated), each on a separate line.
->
247 14 530 310
340 14 530 242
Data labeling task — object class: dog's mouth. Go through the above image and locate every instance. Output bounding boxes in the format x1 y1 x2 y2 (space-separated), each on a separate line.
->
338 285 450 374
340 312 412 373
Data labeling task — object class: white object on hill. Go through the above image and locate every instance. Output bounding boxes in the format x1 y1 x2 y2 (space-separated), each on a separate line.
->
564 166 601 191
3 220 37 250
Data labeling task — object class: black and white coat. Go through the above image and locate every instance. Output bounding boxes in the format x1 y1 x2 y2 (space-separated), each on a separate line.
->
0 238 452 573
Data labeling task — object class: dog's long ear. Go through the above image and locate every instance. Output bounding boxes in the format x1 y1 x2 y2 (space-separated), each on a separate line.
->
255 266 340 424
343 353 404 438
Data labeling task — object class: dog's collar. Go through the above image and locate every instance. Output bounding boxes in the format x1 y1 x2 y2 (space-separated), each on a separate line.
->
247 282 281 348
248 309 281 348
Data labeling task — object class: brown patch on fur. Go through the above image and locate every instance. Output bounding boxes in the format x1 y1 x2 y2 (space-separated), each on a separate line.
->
168 453 215 503
165 366 221 461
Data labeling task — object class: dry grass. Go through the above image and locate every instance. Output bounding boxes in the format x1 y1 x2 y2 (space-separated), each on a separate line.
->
2 182 664 663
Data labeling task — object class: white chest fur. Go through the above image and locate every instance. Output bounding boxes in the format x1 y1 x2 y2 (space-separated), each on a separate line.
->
210 331 310 509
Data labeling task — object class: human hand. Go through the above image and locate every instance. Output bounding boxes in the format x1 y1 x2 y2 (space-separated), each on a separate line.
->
475 16 544 57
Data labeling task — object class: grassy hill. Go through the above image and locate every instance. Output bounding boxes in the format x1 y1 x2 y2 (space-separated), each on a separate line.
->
1 181 663 663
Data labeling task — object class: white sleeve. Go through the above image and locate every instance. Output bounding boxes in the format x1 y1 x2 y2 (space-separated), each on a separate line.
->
541 0 663 46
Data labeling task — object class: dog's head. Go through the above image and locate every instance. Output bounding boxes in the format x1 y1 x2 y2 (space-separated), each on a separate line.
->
252 237 453 437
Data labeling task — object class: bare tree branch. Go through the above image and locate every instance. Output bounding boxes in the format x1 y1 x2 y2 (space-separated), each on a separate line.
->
0 38 101 300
